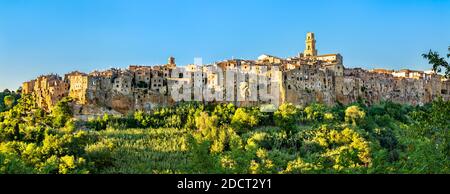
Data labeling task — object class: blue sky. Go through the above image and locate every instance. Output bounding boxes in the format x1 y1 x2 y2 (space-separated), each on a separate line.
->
0 0 449 90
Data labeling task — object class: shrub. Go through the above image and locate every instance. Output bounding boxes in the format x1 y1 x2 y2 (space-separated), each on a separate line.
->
283 157 320 174
274 103 299 132
245 132 270 151
58 155 89 174
195 112 218 135
212 103 236 125
3 95 15 108
312 126 372 171
345 105 366 126
38 155 89 174
0 152 33 174
303 103 327 122
231 108 260 133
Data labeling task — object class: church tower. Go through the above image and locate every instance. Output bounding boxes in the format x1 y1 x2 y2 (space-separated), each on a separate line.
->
304 32 317 56
168 56 175 65
167 56 176 68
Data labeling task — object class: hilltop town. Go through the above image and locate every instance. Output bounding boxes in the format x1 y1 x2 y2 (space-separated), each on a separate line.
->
22 33 450 116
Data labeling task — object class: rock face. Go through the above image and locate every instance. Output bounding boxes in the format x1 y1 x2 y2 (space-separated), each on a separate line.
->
22 33 450 115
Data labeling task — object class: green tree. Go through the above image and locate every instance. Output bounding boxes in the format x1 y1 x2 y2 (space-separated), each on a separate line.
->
52 97 74 128
303 103 327 122
274 103 299 132
345 105 366 126
0 90 20 112
212 103 236 125
133 111 148 127
195 112 218 137
422 46 450 78
3 95 15 108
231 108 259 133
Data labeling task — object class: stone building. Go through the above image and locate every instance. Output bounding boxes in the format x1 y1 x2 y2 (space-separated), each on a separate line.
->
65 71 89 104
22 74 69 110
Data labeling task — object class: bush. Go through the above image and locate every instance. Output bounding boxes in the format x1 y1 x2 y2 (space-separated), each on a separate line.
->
38 155 89 174
0 152 33 174
195 112 218 135
3 95 15 108
231 108 260 133
303 103 327 122
283 157 320 174
345 105 366 126
0 90 20 112
274 103 300 132
312 125 372 171
212 103 236 125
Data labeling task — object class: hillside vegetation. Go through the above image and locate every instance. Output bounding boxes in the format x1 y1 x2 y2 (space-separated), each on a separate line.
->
0 93 448 174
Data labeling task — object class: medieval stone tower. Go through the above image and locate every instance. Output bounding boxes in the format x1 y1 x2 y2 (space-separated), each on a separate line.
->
304 32 317 56
167 56 176 69
168 56 175 65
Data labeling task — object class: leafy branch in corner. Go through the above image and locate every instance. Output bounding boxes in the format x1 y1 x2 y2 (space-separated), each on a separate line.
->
422 46 450 78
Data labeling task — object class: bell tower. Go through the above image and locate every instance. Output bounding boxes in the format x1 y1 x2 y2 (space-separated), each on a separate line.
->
167 56 176 68
168 56 175 65
304 32 317 56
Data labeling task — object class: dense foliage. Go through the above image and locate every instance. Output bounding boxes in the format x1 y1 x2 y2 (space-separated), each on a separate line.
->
0 95 93 174
0 89 20 113
0 93 448 174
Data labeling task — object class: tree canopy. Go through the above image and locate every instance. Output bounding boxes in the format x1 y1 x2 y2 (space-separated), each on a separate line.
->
422 46 450 78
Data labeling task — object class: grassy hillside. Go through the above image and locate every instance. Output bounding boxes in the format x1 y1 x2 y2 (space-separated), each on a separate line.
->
0 95 448 174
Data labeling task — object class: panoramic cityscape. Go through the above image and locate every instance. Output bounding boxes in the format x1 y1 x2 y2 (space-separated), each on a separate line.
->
0 1 448 192
20 32 450 116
